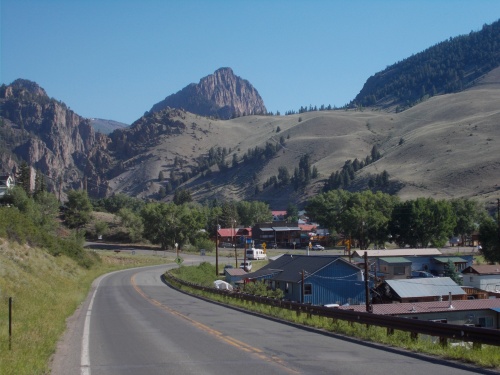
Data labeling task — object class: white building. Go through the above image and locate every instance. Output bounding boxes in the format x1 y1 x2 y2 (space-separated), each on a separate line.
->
462 265 500 292
0 173 14 198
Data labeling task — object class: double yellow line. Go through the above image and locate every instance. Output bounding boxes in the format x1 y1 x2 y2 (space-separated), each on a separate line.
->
131 274 299 374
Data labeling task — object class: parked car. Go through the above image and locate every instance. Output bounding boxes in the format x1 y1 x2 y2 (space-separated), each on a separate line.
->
220 242 234 248
411 271 435 278
224 264 233 270
312 244 325 251
239 261 252 272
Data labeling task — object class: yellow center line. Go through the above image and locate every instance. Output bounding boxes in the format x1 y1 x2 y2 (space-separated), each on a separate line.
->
131 274 299 374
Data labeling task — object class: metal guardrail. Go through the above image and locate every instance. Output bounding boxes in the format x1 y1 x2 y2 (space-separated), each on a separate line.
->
165 271 500 347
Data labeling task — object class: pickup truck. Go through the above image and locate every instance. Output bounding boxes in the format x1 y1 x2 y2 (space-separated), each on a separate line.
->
239 261 252 272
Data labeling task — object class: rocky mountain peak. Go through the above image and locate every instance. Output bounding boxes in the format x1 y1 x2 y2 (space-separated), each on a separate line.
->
2 79 48 99
150 67 267 119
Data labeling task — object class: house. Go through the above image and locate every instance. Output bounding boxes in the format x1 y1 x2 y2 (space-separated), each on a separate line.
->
462 265 500 292
0 173 14 198
374 277 467 303
271 210 287 221
244 254 370 306
431 256 470 276
216 227 252 247
352 250 473 279
337 299 500 328
224 268 247 285
251 221 301 248
377 257 412 280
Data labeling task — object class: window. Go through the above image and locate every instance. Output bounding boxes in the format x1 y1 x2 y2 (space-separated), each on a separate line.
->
393 266 405 275
479 317 494 327
469 276 473 282
304 284 312 295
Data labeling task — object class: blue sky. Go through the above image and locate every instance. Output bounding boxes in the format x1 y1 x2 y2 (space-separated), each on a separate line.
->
2 1 500 124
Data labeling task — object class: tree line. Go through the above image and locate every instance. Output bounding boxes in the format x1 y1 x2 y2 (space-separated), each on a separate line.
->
306 190 499 257
3 169 499 264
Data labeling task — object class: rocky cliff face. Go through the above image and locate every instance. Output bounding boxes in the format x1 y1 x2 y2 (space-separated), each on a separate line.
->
150 67 267 119
0 79 112 197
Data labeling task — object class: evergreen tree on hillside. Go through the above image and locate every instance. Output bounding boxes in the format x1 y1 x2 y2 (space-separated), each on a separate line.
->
16 161 31 196
352 20 500 109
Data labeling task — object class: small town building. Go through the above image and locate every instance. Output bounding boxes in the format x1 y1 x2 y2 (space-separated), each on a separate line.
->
224 268 247 285
337 299 500 328
245 254 370 306
375 277 467 303
377 257 412 280
462 265 500 292
431 256 469 275
0 173 14 198
251 221 301 248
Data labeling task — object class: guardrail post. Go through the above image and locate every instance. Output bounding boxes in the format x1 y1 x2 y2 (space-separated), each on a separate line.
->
439 337 447 347
9 297 13 350
387 327 394 336
410 332 418 341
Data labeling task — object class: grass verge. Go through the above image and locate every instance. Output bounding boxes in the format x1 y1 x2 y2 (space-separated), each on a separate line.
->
0 240 171 375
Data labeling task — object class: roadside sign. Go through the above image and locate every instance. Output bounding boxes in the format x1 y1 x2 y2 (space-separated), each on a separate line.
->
175 256 183 265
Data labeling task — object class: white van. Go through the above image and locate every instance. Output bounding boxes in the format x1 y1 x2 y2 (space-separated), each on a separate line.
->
245 248 267 260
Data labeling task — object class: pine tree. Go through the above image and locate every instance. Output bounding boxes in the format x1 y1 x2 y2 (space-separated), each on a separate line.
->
16 161 31 196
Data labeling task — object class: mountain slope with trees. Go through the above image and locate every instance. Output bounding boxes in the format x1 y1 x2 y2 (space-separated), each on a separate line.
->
352 20 500 111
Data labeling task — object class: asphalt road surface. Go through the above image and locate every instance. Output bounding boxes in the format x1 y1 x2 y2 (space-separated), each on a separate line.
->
51 256 493 375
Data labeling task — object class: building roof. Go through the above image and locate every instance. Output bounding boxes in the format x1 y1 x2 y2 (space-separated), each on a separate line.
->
462 265 500 275
352 249 442 258
384 277 466 298
218 228 236 237
273 226 301 231
379 257 411 264
225 268 247 276
432 256 468 264
338 298 500 315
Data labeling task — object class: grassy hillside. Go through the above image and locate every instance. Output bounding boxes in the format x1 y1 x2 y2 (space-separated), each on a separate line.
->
0 239 170 375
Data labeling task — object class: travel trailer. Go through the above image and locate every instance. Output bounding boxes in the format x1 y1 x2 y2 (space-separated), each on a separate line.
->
245 248 267 260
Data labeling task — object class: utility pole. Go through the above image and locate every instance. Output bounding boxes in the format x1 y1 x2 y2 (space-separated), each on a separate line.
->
215 219 219 276
497 198 500 241
364 251 371 313
301 270 305 304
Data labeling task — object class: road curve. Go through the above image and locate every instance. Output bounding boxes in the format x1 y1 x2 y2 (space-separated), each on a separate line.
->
51 259 494 375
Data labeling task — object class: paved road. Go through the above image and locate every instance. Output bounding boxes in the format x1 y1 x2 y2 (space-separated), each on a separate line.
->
51 255 493 375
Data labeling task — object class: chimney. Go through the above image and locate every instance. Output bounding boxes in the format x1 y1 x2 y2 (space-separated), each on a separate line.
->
448 292 454 309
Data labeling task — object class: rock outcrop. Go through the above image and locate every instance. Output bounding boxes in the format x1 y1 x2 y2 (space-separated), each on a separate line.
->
150 67 267 119
0 79 112 197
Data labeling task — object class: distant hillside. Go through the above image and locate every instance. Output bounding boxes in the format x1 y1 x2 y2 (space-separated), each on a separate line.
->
150 67 267 119
352 19 500 111
90 118 128 134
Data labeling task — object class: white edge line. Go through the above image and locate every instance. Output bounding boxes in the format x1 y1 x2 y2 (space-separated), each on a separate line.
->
79 264 170 375
80 276 103 375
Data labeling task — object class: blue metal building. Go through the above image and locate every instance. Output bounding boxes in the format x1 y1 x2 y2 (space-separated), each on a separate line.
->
245 254 370 306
